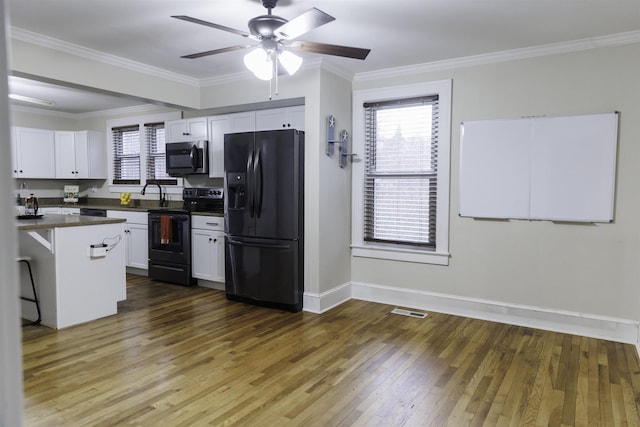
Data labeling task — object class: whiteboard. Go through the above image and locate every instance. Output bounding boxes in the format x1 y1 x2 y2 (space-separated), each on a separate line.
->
459 119 531 219
459 112 618 222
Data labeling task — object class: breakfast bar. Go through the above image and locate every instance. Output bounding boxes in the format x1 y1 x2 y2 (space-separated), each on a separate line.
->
17 214 127 328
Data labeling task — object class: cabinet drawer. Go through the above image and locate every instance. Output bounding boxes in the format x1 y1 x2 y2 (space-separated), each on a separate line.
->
107 210 148 224
191 215 224 231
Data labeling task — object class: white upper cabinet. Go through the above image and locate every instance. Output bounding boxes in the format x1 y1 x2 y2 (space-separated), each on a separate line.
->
206 107 304 178
208 111 256 178
166 117 208 142
255 106 305 131
55 130 106 179
13 127 56 178
228 111 256 133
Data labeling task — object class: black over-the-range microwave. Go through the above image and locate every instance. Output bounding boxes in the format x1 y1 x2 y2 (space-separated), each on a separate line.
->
166 140 208 176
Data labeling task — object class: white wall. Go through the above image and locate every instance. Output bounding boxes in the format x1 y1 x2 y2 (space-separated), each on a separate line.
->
351 43 640 323
1 0 25 423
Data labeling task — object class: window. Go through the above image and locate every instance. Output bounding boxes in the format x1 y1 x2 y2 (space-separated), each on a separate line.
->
107 112 182 193
112 125 140 184
352 80 451 265
364 96 438 249
145 122 176 185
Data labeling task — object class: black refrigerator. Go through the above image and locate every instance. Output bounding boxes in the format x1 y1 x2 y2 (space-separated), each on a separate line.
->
224 129 304 312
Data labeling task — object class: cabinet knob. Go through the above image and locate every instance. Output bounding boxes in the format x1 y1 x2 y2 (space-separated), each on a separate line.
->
208 237 213 242
214 238 217 243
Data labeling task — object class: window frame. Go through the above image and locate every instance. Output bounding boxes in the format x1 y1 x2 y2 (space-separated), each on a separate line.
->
352 80 452 265
107 111 182 195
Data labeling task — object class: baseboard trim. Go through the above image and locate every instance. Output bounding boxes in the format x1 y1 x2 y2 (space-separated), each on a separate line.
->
303 282 351 314
311 281 639 345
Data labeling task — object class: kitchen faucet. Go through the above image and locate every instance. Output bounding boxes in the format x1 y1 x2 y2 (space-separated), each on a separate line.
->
141 182 166 207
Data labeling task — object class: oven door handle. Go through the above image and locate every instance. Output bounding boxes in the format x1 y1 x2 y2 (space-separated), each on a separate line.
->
149 215 189 222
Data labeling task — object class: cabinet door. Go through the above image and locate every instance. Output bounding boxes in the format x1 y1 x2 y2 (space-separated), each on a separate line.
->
211 230 225 282
166 120 188 142
287 106 305 130
55 131 77 179
10 128 18 177
192 229 225 282
72 131 89 178
208 116 231 178
72 131 106 179
192 229 215 280
229 112 256 133
187 118 208 140
15 127 56 178
256 108 288 131
127 223 149 269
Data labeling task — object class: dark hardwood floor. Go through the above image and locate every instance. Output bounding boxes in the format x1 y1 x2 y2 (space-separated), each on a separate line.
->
21 274 640 426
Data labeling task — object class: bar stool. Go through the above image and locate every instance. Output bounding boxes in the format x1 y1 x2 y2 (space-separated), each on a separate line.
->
17 256 41 325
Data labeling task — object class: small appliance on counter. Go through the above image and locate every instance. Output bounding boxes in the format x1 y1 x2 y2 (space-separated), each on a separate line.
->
147 186 223 286
16 193 41 219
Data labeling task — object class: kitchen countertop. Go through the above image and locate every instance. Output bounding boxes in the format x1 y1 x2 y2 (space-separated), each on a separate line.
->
40 203 224 217
16 214 126 231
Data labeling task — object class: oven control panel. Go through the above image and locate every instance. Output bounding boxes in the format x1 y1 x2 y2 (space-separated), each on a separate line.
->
183 187 224 213
183 187 223 200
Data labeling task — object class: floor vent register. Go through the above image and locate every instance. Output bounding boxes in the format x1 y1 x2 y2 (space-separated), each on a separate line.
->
391 308 428 319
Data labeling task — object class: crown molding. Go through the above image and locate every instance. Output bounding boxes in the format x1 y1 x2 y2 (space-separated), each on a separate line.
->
10 27 200 87
10 103 167 120
354 30 640 83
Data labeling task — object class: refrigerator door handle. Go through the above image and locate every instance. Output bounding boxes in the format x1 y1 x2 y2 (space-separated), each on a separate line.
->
227 238 291 250
254 148 263 217
246 149 254 217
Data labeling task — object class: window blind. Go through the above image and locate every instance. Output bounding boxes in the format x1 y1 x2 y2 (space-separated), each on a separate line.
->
145 122 176 185
112 125 140 184
363 95 439 248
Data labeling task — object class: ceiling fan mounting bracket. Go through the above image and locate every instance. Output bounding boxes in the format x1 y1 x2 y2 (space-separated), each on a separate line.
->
261 0 279 11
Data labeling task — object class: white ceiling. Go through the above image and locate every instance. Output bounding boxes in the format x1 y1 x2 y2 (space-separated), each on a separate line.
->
6 0 640 114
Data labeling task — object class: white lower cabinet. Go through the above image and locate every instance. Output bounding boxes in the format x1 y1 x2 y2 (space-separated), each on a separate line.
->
107 210 148 270
191 215 225 282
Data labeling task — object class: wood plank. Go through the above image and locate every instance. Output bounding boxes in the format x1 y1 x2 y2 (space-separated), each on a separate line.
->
20 274 640 426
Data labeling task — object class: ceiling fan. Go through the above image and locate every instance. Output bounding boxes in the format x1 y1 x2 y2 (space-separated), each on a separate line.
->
172 0 370 84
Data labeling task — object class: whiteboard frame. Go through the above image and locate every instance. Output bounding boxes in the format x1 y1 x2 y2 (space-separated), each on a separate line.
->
459 112 619 223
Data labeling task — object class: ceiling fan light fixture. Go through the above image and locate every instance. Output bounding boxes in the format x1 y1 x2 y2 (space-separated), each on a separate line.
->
243 48 273 81
278 50 302 75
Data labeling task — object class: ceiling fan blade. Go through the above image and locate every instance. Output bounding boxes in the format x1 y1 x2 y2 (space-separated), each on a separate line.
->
181 45 252 59
289 40 371 60
171 15 254 39
275 8 334 40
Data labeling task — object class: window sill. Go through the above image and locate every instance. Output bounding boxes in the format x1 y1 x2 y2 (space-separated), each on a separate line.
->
109 184 184 195
351 244 450 265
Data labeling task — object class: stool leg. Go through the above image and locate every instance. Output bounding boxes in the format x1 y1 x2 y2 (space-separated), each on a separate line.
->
19 260 41 325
